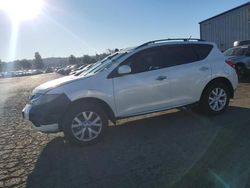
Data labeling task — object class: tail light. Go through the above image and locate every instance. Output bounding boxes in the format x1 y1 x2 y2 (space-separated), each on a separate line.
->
225 60 235 69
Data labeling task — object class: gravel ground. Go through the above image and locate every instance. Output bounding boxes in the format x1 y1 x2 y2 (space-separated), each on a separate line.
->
0 73 249 188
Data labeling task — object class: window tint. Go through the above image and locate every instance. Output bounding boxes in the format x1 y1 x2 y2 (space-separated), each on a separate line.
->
126 44 201 74
114 43 212 76
231 48 246 56
192 44 213 60
161 44 198 66
231 48 240 56
223 48 234 56
245 48 250 56
125 47 165 74
224 47 249 56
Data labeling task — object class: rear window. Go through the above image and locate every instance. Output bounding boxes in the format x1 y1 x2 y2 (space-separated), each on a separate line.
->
192 44 213 60
224 47 249 56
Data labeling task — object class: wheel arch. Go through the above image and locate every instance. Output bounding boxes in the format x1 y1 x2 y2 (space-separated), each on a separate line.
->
200 77 234 100
59 97 116 130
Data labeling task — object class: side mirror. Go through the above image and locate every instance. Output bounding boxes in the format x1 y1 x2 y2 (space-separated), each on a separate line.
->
118 65 131 75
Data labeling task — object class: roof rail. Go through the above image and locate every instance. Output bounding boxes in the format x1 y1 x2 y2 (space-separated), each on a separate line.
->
135 38 205 50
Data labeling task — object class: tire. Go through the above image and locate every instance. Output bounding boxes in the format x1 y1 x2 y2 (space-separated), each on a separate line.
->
62 103 108 146
199 82 230 115
236 65 246 81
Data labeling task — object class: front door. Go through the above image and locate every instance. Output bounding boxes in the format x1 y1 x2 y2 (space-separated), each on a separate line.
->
112 46 173 117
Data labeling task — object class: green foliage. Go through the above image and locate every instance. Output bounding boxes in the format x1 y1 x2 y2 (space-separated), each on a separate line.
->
34 52 44 69
79 52 109 65
19 59 32 70
0 60 7 72
69 55 77 65
0 48 117 72
81 55 94 64
45 67 54 73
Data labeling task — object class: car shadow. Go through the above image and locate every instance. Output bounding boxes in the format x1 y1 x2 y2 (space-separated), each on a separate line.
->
26 106 250 188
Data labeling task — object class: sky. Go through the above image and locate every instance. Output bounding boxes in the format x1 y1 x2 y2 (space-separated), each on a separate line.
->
0 0 248 62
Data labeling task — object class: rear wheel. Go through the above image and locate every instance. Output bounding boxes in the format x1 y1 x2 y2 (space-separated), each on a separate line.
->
199 83 230 115
63 103 108 146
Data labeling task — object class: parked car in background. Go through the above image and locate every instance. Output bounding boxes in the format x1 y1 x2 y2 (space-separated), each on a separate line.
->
56 65 78 75
15 70 24 77
74 64 95 76
224 44 250 79
0 69 44 78
69 65 87 75
45 67 54 73
23 38 238 146
234 40 250 47
1 71 15 78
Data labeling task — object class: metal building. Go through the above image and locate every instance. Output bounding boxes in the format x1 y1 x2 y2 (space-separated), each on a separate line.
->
199 2 250 51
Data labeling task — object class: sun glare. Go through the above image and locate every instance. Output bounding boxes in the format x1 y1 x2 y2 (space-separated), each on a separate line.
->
0 0 44 24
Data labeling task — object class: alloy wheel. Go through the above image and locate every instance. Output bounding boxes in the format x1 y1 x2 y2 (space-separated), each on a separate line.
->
208 88 227 111
71 111 102 142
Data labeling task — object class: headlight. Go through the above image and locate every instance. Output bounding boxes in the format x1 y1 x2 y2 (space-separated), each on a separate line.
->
29 94 60 106
29 93 43 104
29 93 43 101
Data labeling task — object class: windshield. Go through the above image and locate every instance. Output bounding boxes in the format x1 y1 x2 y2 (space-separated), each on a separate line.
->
79 52 126 76
224 47 249 56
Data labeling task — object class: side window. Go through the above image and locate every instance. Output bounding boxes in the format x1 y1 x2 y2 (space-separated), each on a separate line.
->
223 48 233 56
192 44 213 60
161 45 198 66
246 48 250 56
125 47 164 74
110 43 211 78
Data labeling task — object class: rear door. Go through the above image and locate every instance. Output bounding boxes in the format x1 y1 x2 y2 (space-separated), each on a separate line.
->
163 44 213 106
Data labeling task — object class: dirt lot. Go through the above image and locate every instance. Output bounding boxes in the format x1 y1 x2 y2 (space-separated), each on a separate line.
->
0 73 250 188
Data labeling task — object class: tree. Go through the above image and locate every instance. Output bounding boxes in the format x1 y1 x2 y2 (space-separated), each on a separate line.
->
19 59 32 70
68 55 77 65
0 59 2 72
81 55 95 64
34 52 44 69
106 48 119 54
95 53 108 61
0 60 7 72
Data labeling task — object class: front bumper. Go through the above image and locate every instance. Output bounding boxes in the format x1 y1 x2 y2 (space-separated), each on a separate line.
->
22 105 59 132
22 93 70 133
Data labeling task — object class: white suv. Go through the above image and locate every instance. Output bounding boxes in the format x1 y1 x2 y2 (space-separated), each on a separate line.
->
22 39 238 145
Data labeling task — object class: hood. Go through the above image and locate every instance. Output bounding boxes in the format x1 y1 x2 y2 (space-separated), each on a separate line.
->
33 75 82 94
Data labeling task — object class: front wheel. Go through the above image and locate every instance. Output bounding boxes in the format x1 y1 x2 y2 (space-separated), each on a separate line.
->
63 103 108 146
199 83 230 115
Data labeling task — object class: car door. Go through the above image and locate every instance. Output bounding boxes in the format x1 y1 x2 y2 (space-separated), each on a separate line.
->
112 46 173 117
164 44 213 106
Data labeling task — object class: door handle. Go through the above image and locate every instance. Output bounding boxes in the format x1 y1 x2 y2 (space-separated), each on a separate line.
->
199 66 209 71
156 76 167 81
